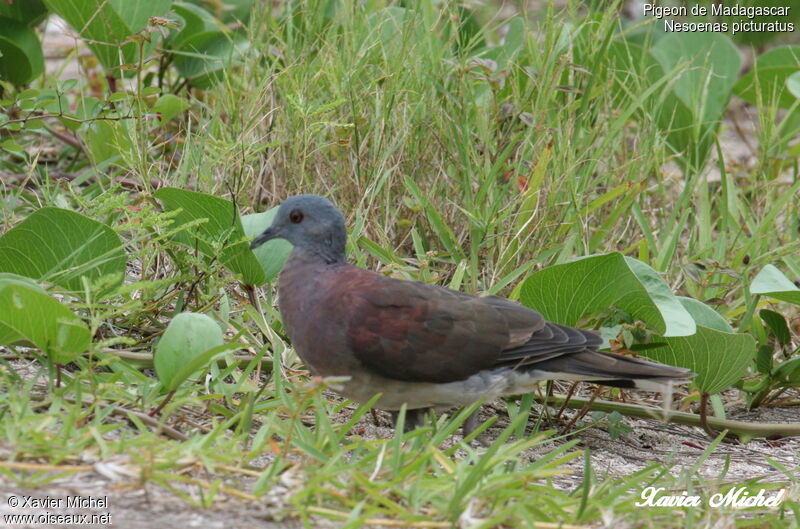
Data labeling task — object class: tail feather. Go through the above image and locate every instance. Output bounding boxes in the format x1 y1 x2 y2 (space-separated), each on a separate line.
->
529 349 694 391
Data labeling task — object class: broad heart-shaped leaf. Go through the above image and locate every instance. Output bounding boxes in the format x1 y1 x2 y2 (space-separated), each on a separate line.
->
750 264 800 305
644 325 755 396
155 188 265 285
78 118 134 167
0 16 44 85
153 312 225 391
0 207 126 294
166 2 218 49
150 94 189 126
241 208 292 281
519 253 695 337
788 71 800 101
0 273 46 346
171 30 249 89
0 0 49 26
734 46 800 109
606 40 695 167
677 296 732 333
0 282 90 364
168 342 244 392
650 32 739 168
651 32 739 127
43 0 171 76
367 6 424 46
215 0 253 23
636 297 753 395
760 309 791 346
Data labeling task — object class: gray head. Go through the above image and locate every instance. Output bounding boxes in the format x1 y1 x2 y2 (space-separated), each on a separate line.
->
250 194 347 263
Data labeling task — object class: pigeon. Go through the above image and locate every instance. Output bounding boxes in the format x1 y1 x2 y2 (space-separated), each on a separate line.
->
250 194 693 436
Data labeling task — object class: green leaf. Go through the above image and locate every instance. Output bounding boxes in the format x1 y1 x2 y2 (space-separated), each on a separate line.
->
0 281 90 364
155 187 266 285
650 32 740 167
0 273 46 345
677 296 733 333
759 309 791 346
519 252 695 337
787 71 800 101
646 326 755 395
734 46 800 109
2 138 25 155
750 264 800 305
0 0 49 26
78 119 135 167
651 32 740 127
167 2 218 49
756 344 773 375
0 16 44 85
367 6 421 47
61 96 102 131
171 30 249 89
607 40 694 165
494 16 525 68
642 296 756 395
154 312 227 391
169 342 244 391
0 207 126 294
151 93 189 125
216 0 253 23
241 208 293 281
43 0 171 75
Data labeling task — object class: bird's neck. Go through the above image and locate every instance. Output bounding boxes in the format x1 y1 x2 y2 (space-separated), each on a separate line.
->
291 244 346 266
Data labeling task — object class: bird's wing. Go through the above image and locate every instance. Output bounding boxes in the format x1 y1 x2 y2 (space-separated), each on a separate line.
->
345 274 544 383
494 322 604 367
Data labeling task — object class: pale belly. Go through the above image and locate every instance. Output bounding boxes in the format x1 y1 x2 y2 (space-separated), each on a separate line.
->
323 365 557 411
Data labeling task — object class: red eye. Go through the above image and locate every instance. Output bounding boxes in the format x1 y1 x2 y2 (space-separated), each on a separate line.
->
289 209 304 224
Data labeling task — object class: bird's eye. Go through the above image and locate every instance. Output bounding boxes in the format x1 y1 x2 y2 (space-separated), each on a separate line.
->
289 209 304 224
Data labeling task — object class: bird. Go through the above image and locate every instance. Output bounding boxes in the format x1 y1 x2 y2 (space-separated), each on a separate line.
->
250 194 693 437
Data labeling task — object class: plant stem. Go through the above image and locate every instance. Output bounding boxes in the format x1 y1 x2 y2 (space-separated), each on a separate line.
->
540 394 800 441
149 389 177 417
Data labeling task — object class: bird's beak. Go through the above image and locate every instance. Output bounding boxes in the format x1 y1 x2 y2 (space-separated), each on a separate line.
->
250 226 280 249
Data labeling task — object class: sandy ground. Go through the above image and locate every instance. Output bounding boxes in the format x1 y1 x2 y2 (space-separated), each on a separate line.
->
1 374 798 528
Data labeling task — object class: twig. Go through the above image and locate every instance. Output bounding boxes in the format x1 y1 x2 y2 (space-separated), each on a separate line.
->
110 405 189 441
699 392 720 438
98 348 263 369
561 385 601 435
3 171 161 190
540 394 800 441
149 389 177 417
25 391 189 441
163 473 260 502
0 461 94 473
556 381 579 420
0 112 148 128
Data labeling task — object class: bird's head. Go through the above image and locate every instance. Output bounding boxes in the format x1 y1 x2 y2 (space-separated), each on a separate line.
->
250 194 347 263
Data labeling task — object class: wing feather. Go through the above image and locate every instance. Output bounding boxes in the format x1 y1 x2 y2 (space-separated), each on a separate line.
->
346 274 542 383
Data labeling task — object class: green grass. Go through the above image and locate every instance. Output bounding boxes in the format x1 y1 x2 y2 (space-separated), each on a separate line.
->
1 0 800 527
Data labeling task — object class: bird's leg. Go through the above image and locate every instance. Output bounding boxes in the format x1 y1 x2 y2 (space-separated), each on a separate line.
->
461 408 482 438
461 407 492 446
390 408 427 432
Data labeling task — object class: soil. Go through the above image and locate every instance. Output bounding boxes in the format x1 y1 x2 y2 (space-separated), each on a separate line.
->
2 370 798 528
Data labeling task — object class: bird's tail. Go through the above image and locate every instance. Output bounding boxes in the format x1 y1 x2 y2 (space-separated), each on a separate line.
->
530 350 694 393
